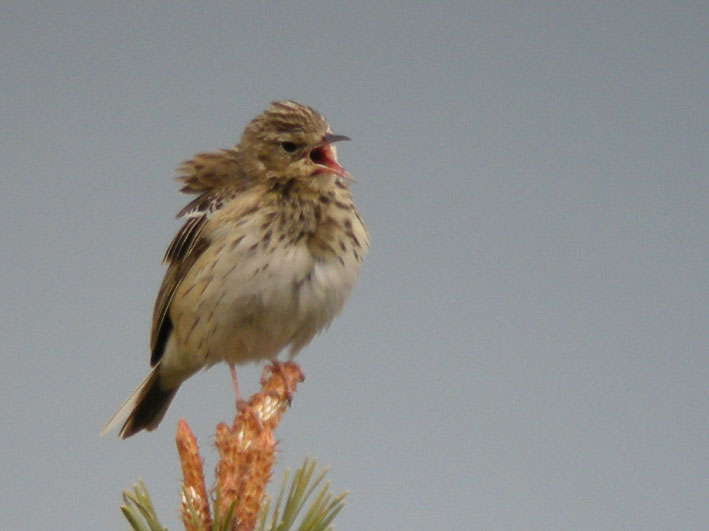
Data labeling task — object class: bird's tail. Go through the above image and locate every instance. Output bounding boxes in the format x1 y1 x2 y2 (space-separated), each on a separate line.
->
100 363 179 439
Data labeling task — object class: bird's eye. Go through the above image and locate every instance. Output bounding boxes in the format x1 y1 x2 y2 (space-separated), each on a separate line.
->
280 141 298 153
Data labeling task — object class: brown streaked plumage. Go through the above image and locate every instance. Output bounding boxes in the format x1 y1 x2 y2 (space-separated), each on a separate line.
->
102 101 369 438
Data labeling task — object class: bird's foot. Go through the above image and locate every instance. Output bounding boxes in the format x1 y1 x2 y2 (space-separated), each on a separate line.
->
262 361 303 405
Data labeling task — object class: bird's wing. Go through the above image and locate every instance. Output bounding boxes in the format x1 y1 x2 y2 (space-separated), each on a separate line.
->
150 213 209 366
149 148 250 366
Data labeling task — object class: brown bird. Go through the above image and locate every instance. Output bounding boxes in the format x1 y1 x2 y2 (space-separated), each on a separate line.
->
102 101 369 438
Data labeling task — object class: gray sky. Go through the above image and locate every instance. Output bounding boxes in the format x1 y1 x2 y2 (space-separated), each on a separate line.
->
2 2 707 529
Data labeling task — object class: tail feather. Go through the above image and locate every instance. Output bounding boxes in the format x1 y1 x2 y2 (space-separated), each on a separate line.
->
100 364 179 439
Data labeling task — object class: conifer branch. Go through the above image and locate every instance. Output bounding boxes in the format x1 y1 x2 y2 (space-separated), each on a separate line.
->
120 362 347 530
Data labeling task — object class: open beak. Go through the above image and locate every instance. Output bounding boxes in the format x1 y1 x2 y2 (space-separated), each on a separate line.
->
310 133 352 180
322 133 350 144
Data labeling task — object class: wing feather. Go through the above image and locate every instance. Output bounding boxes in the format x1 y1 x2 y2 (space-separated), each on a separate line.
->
163 215 207 263
149 147 247 366
150 216 209 366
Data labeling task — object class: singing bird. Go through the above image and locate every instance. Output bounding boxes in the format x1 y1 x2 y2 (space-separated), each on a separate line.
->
102 101 369 438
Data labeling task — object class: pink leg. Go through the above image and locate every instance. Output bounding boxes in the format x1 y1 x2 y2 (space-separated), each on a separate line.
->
229 364 242 404
231 363 263 429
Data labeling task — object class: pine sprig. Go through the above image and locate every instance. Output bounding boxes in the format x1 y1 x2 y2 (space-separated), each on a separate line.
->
122 458 346 531
119 362 346 530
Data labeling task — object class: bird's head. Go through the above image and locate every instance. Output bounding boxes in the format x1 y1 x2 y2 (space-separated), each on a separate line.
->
240 101 350 183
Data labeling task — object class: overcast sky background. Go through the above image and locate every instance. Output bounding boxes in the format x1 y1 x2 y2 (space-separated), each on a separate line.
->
2 2 707 529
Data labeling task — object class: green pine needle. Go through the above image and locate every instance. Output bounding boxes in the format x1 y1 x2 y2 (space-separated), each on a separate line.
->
121 480 167 531
256 457 347 531
120 457 346 530
180 486 208 531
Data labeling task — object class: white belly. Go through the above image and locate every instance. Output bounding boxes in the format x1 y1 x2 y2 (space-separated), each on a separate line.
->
162 223 361 380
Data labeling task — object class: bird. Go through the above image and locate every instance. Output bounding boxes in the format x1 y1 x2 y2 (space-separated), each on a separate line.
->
101 101 369 438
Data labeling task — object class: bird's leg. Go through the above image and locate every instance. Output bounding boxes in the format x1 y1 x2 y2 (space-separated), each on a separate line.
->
229 364 249 412
229 364 241 402
229 363 268 432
